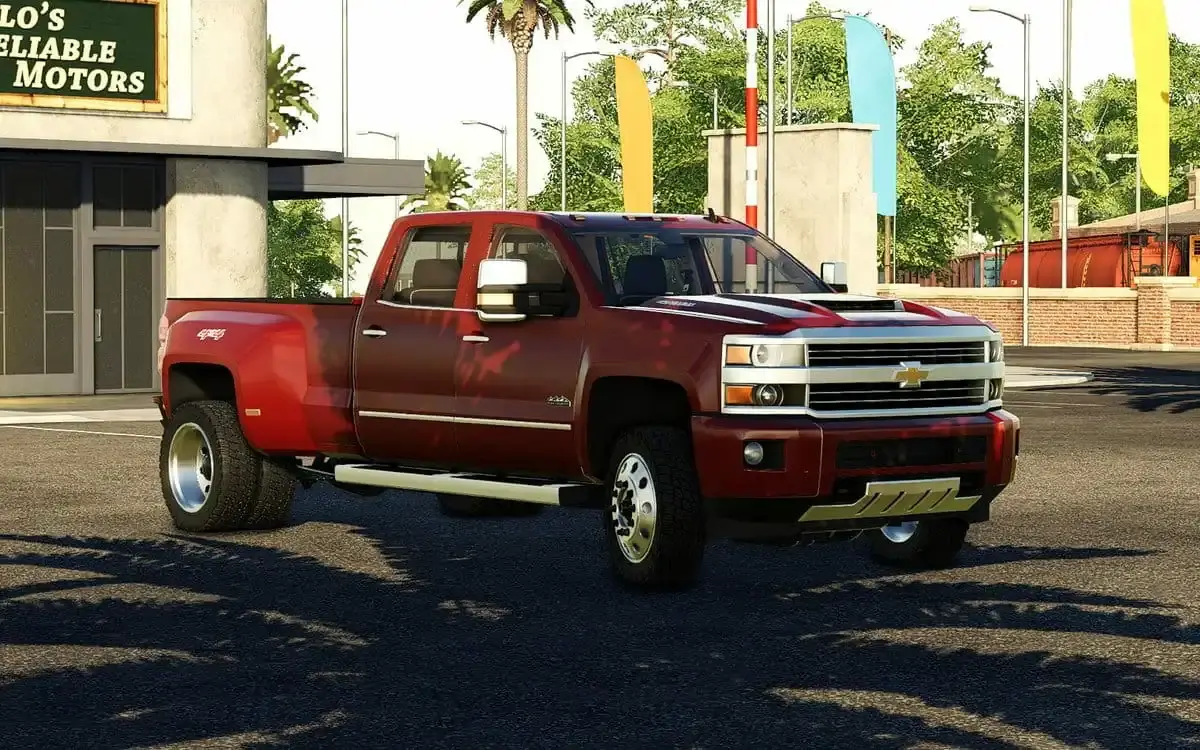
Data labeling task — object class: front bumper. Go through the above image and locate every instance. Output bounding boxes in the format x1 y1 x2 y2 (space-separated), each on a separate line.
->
691 409 1019 527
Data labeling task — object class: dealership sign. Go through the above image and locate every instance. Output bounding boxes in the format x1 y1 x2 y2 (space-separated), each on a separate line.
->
0 0 166 112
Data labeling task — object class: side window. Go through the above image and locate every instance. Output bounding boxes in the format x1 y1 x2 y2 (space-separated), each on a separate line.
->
388 225 471 307
489 226 567 287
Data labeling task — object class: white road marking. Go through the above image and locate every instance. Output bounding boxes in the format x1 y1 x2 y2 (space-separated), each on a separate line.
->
0 425 159 440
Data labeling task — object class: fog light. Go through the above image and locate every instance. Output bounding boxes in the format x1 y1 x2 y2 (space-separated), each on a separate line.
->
743 441 765 466
989 378 1004 400
752 384 784 406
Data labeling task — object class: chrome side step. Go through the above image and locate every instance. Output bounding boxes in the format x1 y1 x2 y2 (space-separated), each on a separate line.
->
332 464 602 508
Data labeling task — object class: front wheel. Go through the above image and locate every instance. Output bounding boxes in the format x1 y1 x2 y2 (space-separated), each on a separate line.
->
604 426 706 590
867 518 969 569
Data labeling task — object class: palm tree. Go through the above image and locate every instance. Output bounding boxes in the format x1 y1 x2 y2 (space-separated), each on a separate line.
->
266 36 319 145
460 0 591 209
402 152 473 213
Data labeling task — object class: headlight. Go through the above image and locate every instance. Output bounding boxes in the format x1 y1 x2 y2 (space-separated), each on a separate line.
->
725 343 805 367
989 339 1004 362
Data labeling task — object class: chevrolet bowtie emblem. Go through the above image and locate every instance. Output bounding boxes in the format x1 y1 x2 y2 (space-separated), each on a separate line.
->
893 361 930 389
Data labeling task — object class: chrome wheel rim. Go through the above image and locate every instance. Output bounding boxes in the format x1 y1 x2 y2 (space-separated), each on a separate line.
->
881 521 919 544
168 422 215 513
610 452 657 564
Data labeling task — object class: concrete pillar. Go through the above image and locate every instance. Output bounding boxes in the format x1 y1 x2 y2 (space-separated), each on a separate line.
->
165 159 268 297
1050 195 1080 239
1187 167 1198 209
704 123 880 295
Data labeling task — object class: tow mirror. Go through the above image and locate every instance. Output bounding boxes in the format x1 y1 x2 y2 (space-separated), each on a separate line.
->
820 261 849 293
476 257 573 323
477 258 529 323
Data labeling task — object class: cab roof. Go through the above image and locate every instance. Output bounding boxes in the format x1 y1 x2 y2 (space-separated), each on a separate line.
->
541 211 752 232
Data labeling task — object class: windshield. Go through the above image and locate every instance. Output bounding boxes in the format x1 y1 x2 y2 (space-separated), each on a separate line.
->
569 228 831 306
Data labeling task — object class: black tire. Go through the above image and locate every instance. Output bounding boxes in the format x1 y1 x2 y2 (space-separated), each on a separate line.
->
160 400 260 532
243 458 298 530
436 494 545 518
604 426 706 590
867 518 969 569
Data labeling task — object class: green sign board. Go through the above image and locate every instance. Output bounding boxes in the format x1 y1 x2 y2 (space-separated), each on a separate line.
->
0 0 166 112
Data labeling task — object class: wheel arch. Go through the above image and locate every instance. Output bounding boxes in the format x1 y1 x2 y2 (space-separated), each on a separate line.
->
583 375 693 479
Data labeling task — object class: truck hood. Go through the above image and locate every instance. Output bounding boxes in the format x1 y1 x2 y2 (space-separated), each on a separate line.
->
629 292 982 330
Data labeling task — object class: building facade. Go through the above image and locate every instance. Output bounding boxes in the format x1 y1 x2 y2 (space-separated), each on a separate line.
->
0 0 421 397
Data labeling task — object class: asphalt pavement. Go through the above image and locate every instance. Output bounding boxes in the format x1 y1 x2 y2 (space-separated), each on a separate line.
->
1 349 1198 748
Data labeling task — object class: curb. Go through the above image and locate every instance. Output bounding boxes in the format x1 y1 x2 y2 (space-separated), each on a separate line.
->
1005 372 1094 389
0 408 161 426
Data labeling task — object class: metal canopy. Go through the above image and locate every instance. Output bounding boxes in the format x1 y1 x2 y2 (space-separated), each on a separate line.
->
0 137 425 200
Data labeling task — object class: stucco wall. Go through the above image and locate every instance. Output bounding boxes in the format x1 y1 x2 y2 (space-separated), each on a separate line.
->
0 0 265 149
705 123 879 296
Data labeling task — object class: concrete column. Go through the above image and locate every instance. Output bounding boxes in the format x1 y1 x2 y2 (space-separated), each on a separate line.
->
165 159 268 297
705 123 880 295
1050 195 1080 239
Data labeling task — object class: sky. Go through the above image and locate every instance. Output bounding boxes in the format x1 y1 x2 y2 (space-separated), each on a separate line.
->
267 0 1200 189
264 0 1200 291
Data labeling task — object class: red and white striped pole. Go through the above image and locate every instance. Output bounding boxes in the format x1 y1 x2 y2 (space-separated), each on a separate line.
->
744 0 760 292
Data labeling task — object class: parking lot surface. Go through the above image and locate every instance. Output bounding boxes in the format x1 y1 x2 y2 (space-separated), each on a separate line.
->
1 349 1198 748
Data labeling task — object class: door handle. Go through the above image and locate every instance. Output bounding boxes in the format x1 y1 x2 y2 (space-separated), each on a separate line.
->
362 327 387 338
94 309 102 342
462 334 489 343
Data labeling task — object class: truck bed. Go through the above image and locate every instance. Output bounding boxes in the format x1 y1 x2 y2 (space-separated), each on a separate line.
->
162 297 363 456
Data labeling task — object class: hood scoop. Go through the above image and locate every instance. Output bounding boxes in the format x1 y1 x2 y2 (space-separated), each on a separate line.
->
721 293 903 314
804 298 904 313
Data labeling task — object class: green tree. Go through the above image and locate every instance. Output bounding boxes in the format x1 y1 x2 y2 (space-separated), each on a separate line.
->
403 152 473 213
467 152 517 209
586 0 741 84
267 201 364 297
460 0 591 209
893 18 1016 270
266 36 318 145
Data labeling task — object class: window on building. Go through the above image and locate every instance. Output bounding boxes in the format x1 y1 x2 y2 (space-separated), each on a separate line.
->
389 225 470 307
93 165 157 229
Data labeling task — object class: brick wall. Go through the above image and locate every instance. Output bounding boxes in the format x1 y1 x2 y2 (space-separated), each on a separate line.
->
877 277 1200 350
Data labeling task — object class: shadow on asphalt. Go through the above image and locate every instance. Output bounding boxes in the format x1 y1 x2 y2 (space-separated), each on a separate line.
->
1 501 1195 749
1085 366 1200 414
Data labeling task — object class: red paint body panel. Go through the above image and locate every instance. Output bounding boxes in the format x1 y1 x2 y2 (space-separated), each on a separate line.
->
161 300 360 456
691 410 1018 500
159 210 1012 503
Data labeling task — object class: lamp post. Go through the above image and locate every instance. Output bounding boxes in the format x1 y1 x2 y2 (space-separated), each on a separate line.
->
463 120 508 210
970 5 1031 346
358 130 402 219
340 0 350 296
785 12 846 125
561 50 610 211
1106 152 1142 231
1061 0 1072 287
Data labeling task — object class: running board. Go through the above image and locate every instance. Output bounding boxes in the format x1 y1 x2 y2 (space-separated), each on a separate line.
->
332 464 603 508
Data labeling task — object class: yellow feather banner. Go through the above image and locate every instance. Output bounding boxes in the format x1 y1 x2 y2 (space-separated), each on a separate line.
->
614 55 653 213
1130 0 1171 197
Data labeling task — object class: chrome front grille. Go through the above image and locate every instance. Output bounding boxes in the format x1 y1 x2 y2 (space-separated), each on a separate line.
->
807 341 987 367
808 379 988 412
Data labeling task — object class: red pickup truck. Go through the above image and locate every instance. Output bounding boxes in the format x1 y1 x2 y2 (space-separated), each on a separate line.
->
156 210 1017 590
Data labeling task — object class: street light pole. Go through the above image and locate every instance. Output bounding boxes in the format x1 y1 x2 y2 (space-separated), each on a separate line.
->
359 130 402 219
784 12 846 127
561 50 609 211
340 0 350 296
970 5 1032 346
463 120 509 210
1061 0 1072 288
